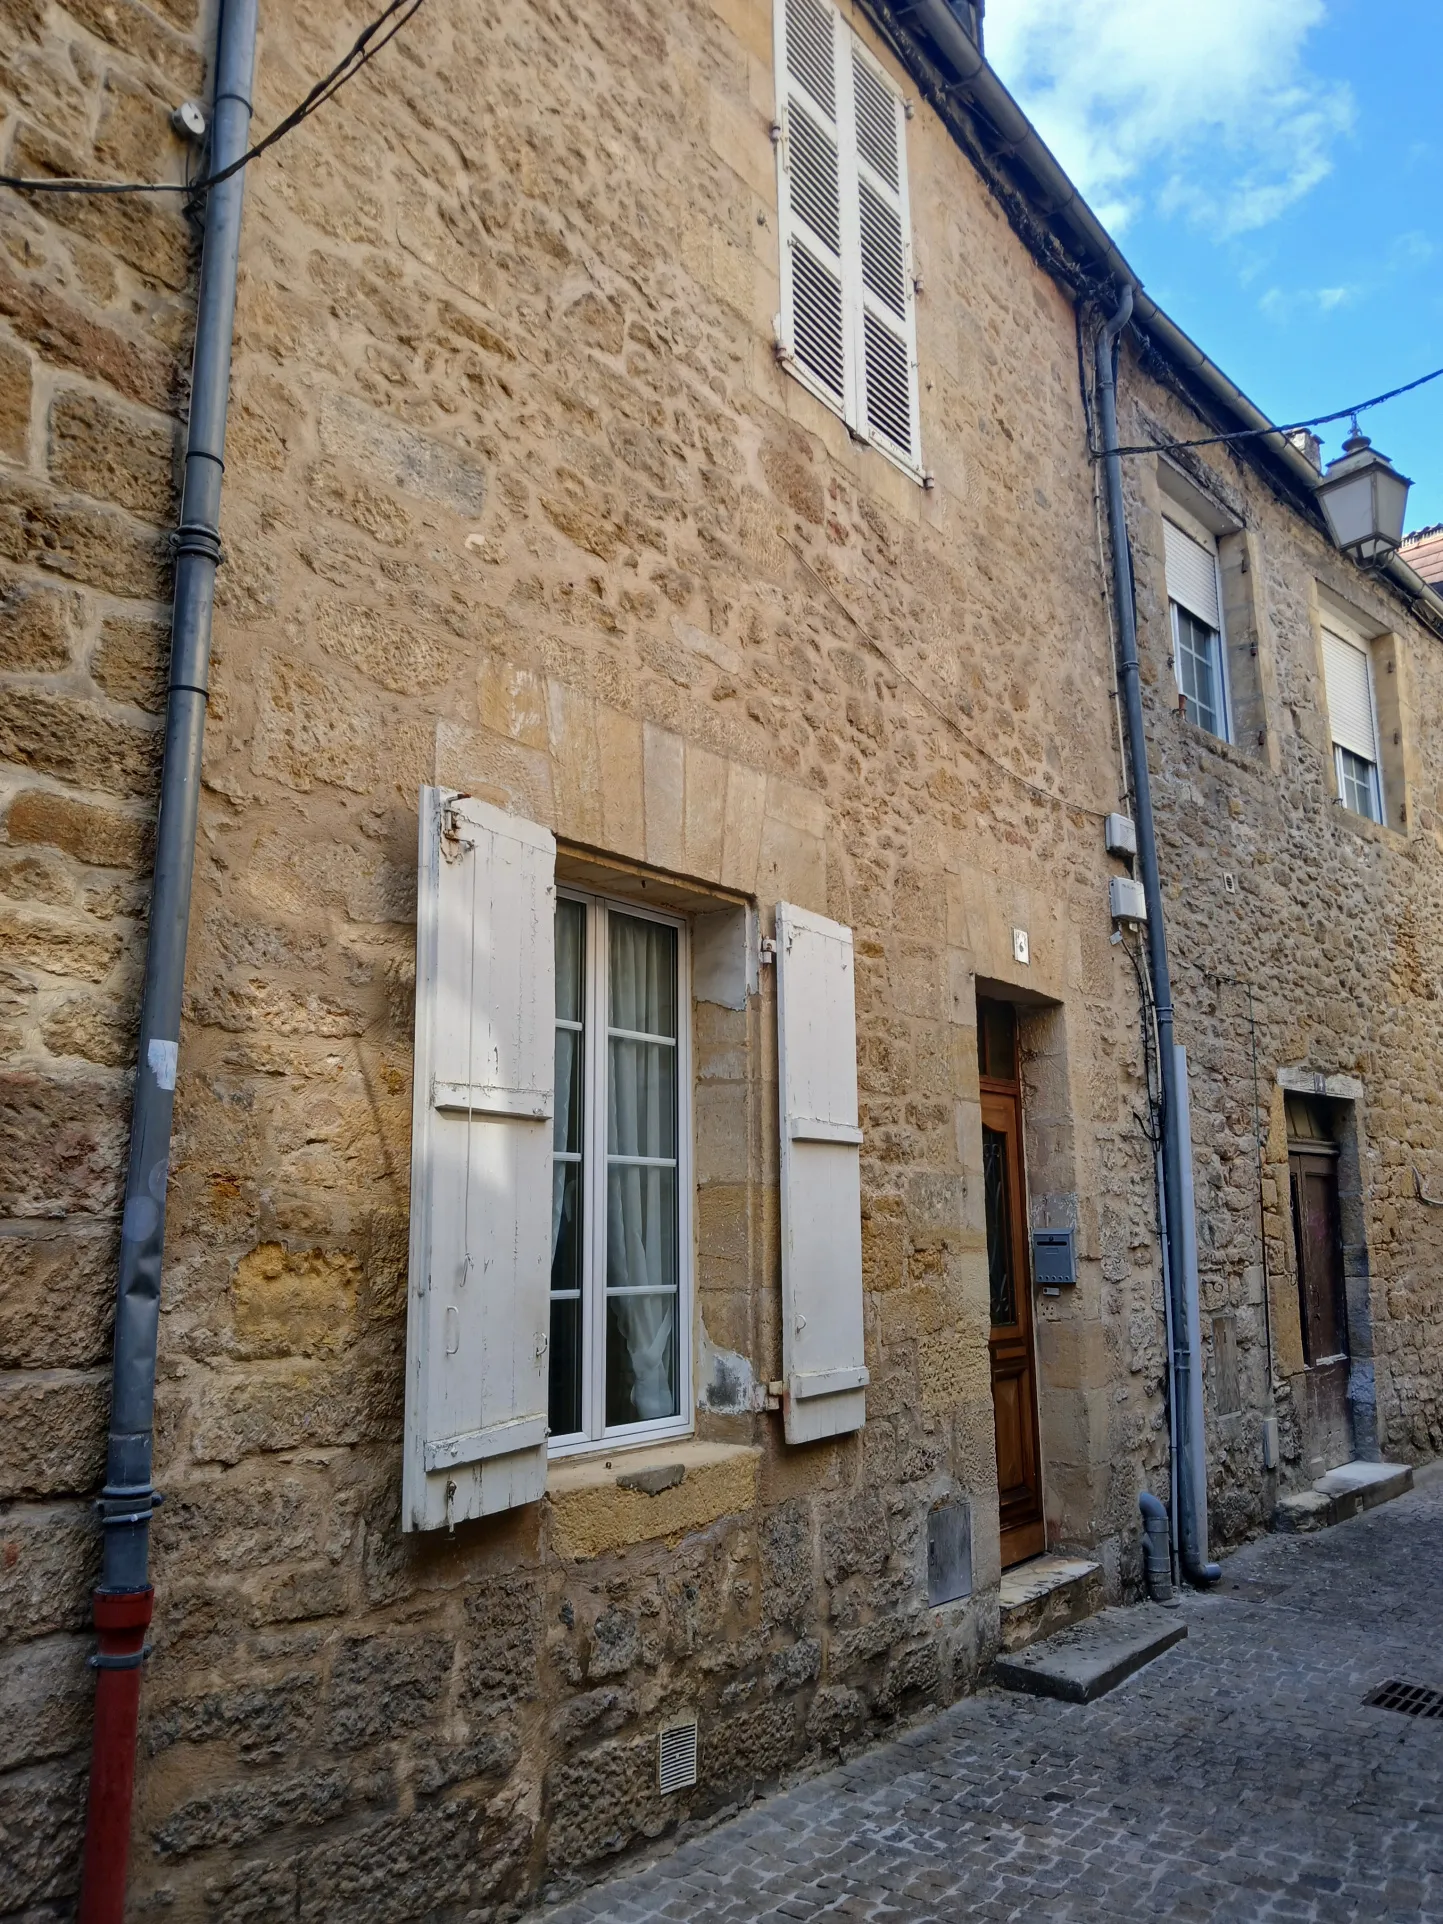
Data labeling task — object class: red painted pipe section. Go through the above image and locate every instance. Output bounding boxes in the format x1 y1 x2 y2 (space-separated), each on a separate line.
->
78 1587 153 1924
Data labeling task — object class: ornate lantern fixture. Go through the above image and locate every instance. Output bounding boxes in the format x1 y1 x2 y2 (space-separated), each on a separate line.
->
1314 420 1413 563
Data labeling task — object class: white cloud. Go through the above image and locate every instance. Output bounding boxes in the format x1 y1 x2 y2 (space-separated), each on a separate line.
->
984 0 1353 237
1259 282 1360 322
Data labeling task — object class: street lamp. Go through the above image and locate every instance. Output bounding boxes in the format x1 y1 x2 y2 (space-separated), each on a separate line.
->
1314 420 1413 563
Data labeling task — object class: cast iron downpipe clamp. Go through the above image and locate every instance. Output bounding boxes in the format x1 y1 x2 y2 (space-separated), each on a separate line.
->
79 3 258 1918
1095 286 1220 1591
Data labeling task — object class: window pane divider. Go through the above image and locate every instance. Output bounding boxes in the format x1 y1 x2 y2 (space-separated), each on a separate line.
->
607 1025 677 1046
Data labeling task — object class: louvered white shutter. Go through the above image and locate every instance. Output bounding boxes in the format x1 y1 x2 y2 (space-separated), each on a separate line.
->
1163 519 1221 628
404 789 555 1532
775 0 922 474
850 44 919 466
1321 627 1379 762
775 902 868 1444
776 0 850 414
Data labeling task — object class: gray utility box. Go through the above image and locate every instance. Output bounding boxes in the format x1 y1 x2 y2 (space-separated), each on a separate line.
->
926 1499 972 1606
1032 1227 1077 1287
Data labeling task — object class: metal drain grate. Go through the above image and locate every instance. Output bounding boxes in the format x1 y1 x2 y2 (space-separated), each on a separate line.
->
657 1715 698 1793
1365 1679 1443 1719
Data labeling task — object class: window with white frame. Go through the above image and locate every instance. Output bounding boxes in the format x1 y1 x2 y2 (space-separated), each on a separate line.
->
402 790 868 1536
550 890 691 1451
773 0 922 477
1320 619 1384 824
1163 516 1230 740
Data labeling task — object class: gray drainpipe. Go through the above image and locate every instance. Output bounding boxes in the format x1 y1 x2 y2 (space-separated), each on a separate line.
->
1095 287 1220 1588
81 1 258 1914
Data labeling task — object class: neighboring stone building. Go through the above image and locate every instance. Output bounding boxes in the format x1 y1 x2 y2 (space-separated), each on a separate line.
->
1402 523 1443 594
1 0 1441 1917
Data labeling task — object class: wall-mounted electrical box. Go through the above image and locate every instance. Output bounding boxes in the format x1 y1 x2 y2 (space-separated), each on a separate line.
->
1104 812 1137 858
1109 876 1147 924
1032 1227 1076 1288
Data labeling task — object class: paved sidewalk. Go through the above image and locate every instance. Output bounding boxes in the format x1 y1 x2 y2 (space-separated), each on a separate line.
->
544 1471 1443 1922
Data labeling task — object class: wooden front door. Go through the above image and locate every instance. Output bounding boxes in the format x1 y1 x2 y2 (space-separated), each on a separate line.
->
979 1000 1045 1566
1289 1146 1352 1470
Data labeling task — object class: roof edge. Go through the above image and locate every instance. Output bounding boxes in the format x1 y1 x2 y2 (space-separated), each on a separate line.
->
859 0 1443 638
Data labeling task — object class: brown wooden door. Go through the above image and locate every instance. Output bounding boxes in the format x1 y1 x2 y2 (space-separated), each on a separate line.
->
1289 1149 1352 1469
979 998 1044 1567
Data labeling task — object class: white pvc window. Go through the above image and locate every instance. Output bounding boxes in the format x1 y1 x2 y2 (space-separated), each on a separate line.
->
1164 517 1230 742
773 0 922 478
549 891 692 1453
1321 624 1384 824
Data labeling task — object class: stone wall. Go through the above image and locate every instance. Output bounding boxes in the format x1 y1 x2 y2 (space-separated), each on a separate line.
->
1 0 203 1910
3 0 1440 1917
1118 364 1443 1542
0 0 1165 1910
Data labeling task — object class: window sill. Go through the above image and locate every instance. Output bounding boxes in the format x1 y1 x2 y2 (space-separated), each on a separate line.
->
545 1439 760 1560
1328 798 1411 851
1170 710 1268 773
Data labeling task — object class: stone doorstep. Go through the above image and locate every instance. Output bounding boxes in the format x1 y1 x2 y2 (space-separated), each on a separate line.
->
997 1554 1104 1654
1271 1459 1414 1536
993 1605 1189 1705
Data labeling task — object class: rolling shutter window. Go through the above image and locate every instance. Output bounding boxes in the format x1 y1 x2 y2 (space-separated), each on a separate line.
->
1163 518 1221 629
404 789 555 1532
775 902 868 1444
1321 627 1379 763
775 0 921 473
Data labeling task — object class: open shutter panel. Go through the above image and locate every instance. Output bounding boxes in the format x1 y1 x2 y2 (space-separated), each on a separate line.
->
776 902 868 1444
851 47 919 465
1321 628 1379 762
778 0 849 410
404 789 555 1532
1163 519 1221 628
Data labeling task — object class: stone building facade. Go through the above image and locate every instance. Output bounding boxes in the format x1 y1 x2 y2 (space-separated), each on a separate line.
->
0 0 1440 1917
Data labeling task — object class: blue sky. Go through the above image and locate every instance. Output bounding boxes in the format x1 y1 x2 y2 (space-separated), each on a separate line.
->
985 0 1443 530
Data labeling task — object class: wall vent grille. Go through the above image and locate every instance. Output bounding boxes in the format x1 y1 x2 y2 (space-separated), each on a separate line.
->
657 1716 699 1793
1365 1679 1443 1719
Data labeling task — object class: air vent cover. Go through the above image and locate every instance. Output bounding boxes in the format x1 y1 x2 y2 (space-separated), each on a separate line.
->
658 1715 699 1793
1365 1679 1443 1719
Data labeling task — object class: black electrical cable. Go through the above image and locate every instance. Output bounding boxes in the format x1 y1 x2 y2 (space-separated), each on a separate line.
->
1095 362 1443 462
0 0 428 198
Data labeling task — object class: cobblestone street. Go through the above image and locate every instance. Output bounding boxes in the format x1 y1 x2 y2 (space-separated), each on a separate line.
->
546 1472 1443 1923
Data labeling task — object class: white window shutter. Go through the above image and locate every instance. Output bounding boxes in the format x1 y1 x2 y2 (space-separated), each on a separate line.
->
850 45 920 466
775 902 868 1444
1321 627 1379 763
404 789 555 1532
776 0 850 414
1163 519 1221 628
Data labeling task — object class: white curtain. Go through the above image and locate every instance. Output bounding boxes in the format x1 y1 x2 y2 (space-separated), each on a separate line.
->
606 914 678 1424
551 901 585 1265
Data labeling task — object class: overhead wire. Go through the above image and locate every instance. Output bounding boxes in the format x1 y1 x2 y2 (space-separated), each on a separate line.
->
0 0 429 199
1097 362 1443 462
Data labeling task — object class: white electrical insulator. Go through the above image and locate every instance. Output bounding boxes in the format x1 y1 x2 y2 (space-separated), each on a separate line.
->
171 101 207 142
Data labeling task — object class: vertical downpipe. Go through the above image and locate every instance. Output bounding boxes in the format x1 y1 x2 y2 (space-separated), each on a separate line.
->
79 3 259 1917
1094 288 1220 1588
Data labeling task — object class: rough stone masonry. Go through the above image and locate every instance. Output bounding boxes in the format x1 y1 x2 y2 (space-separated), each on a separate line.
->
0 0 1441 1918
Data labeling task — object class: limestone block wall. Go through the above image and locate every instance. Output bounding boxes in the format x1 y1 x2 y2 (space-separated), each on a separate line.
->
0 0 1333 1916
0 0 205 1909
1120 359 1443 1540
